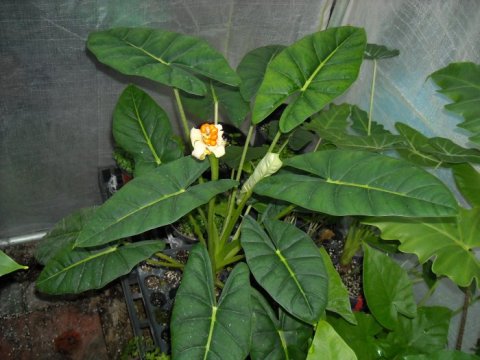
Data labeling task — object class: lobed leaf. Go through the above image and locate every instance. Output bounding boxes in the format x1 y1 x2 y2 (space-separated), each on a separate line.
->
36 240 164 294
171 245 251 360
87 28 239 95
241 216 328 324
365 207 480 287
430 62 480 146
254 150 458 217
253 26 366 132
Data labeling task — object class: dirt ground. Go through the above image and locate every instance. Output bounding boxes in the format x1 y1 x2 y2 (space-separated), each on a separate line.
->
0 242 133 359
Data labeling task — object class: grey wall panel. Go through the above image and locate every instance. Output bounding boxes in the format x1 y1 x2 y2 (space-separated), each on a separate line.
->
0 0 328 237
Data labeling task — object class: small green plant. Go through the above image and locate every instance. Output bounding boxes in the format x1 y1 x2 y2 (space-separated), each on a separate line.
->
121 337 169 360
34 26 480 359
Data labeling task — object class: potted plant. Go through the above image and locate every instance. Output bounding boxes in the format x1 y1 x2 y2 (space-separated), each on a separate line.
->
34 26 480 359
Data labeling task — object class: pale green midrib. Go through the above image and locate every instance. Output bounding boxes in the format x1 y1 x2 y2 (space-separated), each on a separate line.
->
278 330 290 360
77 188 186 245
131 92 161 165
125 40 170 65
38 246 118 284
300 33 355 92
325 178 444 203
203 306 218 360
275 249 314 315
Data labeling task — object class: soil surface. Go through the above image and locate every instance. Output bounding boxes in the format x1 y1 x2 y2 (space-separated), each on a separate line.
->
0 243 133 359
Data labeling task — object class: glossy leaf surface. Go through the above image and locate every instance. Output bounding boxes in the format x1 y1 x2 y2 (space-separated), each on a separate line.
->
113 85 182 166
320 247 356 325
254 150 458 217
237 45 286 101
35 207 95 265
365 207 480 287
307 320 357 360
76 157 237 247
430 62 480 146
241 216 328 324
452 163 480 207
87 28 239 95
171 245 251 360
0 250 28 277
36 240 164 294
253 26 366 132
363 245 417 330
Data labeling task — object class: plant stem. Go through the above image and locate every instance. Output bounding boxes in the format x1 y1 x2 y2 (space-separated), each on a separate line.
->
456 287 471 350
368 59 377 136
173 88 191 147
207 155 219 275
268 130 282 153
418 280 439 307
235 125 255 182
148 252 185 269
211 82 219 125
275 204 296 220
187 212 206 246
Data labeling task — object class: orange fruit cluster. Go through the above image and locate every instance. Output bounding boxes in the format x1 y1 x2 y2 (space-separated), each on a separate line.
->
200 123 219 146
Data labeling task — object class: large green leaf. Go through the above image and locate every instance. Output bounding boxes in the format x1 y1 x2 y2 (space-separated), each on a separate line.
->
237 45 286 101
363 245 417 330
452 163 480 207
430 62 480 146
171 245 251 360
76 157 237 247
252 26 366 132
180 80 250 127
424 137 480 164
250 289 312 360
0 250 28 277
241 216 328 324
113 85 182 166
306 320 357 360
350 105 391 136
365 207 480 287
329 133 404 152
383 307 451 358
35 207 95 265
328 312 384 360
36 240 164 294
395 123 441 166
87 28 239 95
254 150 458 217
319 247 357 325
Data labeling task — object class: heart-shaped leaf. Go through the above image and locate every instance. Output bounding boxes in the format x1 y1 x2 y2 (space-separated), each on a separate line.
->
365 207 480 287
171 244 251 360
36 240 164 294
250 289 312 360
307 320 357 360
237 45 286 101
452 163 480 207
253 26 366 132
87 28 239 95
303 103 352 138
76 156 237 247
241 216 328 324
319 248 356 325
364 44 400 60
1 250 28 277
363 244 417 330
328 133 404 152
384 307 451 358
35 207 96 265
113 85 182 166
430 62 480 146
254 150 458 217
